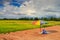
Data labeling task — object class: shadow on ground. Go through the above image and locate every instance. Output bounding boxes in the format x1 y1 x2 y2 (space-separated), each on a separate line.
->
47 30 58 33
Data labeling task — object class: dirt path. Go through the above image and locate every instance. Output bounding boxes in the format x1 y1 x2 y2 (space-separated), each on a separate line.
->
0 25 60 40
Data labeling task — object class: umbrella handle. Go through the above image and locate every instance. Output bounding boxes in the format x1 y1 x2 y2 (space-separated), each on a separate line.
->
40 25 42 32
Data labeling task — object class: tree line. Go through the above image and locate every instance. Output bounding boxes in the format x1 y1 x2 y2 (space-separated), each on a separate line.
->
0 16 60 21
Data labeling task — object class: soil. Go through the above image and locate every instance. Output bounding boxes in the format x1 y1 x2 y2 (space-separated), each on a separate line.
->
0 25 60 40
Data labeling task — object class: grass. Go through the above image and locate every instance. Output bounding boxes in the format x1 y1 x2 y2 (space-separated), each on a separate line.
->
0 20 60 33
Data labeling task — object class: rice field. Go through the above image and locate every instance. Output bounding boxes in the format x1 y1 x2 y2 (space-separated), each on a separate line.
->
0 20 60 33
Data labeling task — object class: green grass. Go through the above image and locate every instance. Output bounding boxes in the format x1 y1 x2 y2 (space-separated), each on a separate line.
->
0 20 60 33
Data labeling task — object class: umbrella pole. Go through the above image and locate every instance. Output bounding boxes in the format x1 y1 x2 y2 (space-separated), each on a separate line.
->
40 24 42 33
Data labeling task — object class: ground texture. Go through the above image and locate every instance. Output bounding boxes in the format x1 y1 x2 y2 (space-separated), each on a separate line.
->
0 25 60 40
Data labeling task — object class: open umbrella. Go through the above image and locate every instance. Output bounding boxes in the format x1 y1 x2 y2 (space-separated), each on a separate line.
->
32 20 48 34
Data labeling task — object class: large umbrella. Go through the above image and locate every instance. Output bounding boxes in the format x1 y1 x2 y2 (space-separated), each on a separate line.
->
32 20 48 34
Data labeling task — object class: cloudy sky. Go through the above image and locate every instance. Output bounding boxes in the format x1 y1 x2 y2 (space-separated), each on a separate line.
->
0 0 60 18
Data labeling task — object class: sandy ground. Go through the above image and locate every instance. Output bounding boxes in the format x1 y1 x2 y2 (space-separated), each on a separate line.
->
0 25 60 40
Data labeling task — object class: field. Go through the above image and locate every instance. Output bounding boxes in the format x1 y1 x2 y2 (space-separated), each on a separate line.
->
0 20 60 33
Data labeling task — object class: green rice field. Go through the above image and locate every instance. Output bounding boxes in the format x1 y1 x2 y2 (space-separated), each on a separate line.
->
0 20 60 33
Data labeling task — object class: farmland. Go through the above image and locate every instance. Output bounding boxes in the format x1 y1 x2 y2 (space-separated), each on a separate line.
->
0 20 60 33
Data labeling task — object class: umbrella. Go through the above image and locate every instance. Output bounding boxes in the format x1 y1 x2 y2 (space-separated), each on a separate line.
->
32 20 48 34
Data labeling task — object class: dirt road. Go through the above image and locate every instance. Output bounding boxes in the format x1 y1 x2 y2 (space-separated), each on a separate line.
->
0 25 60 40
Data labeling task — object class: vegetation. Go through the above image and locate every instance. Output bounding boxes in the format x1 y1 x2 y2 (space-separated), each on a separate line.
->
0 16 60 21
41 17 60 21
0 20 60 33
0 15 60 33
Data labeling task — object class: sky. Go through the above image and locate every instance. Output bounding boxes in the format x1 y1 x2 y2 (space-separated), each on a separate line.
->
0 0 60 19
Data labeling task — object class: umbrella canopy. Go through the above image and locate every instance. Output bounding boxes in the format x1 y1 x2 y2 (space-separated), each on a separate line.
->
32 20 47 25
32 20 41 25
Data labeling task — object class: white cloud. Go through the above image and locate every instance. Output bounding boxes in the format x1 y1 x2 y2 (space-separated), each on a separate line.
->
0 0 60 18
6 0 36 15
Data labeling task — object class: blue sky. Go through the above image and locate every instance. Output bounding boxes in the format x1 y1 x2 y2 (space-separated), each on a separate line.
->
0 0 25 7
0 0 60 18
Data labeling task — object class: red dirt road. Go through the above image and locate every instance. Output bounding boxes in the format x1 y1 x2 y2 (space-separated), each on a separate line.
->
0 26 60 40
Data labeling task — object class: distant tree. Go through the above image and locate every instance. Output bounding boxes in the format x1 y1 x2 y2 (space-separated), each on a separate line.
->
3 18 7 20
34 17 39 20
